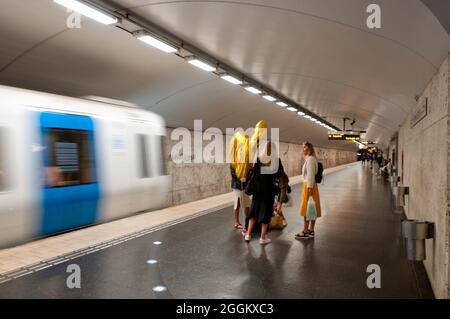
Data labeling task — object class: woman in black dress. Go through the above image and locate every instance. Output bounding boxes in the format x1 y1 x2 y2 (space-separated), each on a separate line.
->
243 142 287 245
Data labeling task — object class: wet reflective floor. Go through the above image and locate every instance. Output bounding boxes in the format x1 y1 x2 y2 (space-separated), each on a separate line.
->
0 165 434 298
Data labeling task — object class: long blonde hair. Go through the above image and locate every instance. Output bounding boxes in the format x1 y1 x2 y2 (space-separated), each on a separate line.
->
303 141 316 158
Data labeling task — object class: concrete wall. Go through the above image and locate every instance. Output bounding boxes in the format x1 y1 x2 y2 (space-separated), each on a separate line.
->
397 53 450 298
163 128 357 206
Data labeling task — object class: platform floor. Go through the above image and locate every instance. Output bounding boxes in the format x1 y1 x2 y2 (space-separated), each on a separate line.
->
0 164 433 298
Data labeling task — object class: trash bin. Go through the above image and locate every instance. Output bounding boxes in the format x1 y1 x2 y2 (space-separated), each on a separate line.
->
390 175 400 191
394 186 409 208
401 219 434 261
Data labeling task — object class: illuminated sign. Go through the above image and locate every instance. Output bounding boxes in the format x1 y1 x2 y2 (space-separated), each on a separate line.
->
328 131 361 141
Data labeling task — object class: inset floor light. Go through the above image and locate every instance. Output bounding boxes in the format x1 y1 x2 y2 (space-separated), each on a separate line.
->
245 87 262 95
276 101 288 107
152 285 167 292
153 241 162 245
263 95 276 102
304 115 311 119
188 58 216 72
297 111 305 116
54 0 118 25
287 107 297 112
221 75 242 85
136 34 177 53
147 259 158 264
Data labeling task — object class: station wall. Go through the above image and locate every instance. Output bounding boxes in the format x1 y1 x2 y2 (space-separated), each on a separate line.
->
162 130 357 206
397 53 450 299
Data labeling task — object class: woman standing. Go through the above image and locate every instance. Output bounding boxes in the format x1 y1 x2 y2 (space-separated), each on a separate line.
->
295 142 322 239
243 142 287 245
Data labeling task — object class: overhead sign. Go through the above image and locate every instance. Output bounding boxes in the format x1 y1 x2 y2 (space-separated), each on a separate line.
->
328 131 361 141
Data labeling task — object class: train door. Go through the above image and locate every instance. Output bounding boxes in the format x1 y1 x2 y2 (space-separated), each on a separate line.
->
39 112 100 235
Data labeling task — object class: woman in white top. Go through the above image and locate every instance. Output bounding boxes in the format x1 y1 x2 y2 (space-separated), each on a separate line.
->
295 142 322 239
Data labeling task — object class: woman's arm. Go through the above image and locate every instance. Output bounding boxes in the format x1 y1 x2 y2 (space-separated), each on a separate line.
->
305 157 316 191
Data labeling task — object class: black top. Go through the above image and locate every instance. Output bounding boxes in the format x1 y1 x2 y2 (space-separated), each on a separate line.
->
230 165 248 190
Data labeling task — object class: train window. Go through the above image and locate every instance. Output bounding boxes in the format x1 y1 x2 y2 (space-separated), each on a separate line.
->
152 135 165 176
46 129 95 187
137 134 150 178
0 127 6 191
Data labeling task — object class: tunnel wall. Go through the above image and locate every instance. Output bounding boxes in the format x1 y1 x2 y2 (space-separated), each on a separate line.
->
163 128 357 206
397 53 450 299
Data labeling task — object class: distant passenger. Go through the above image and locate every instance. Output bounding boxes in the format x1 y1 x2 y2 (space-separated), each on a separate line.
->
295 142 322 240
244 141 286 245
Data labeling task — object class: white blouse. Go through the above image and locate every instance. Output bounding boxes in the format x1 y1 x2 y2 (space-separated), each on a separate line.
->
302 155 318 188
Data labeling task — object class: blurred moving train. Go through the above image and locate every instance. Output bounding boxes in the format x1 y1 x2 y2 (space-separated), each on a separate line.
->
0 85 170 247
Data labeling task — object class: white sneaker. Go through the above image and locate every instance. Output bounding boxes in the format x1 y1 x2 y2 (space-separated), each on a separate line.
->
245 234 251 242
259 238 271 245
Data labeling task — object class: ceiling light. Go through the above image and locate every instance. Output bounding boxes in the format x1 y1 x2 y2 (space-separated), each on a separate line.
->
245 87 262 94
297 111 305 116
263 95 276 102
136 34 177 53
54 0 118 25
188 58 216 72
287 107 297 112
276 102 288 107
221 75 242 85
304 115 311 119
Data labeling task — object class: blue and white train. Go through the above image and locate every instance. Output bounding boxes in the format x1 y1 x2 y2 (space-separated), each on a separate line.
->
0 85 170 248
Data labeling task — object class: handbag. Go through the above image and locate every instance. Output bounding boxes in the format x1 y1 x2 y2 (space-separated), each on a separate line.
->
306 197 317 221
269 213 285 230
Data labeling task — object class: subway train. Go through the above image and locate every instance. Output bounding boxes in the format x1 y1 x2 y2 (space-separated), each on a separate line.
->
0 85 170 248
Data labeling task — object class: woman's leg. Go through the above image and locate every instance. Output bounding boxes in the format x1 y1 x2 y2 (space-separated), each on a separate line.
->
309 220 316 231
233 198 242 227
246 218 255 236
304 216 310 232
261 223 268 240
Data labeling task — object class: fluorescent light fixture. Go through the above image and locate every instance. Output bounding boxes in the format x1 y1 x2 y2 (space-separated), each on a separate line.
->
297 111 305 116
136 34 177 53
147 259 158 264
276 102 288 107
188 58 216 72
263 95 276 102
304 115 312 119
221 75 242 85
245 86 262 94
153 241 162 245
287 107 297 112
54 0 118 25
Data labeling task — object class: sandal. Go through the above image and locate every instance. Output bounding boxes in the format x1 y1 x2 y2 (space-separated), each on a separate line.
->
294 231 310 240
308 230 315 238
234 223 244 229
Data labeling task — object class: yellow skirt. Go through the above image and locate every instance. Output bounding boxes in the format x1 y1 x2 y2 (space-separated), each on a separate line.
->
299 182 322 218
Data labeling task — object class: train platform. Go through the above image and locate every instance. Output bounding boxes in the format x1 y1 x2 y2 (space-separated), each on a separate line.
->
0 163 433 298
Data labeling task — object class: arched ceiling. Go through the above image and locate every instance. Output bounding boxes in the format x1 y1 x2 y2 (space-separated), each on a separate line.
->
0 0 449 151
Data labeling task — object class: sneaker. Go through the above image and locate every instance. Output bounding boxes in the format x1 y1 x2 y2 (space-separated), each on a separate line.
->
259 238 271 245
244 234 251 242
241 229 247 238
295 231 310 240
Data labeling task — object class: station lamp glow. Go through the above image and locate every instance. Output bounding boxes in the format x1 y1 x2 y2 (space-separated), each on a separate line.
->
54 0 118 24
187 58 216 72
304 115 312 119
297 111 305 116
136 34 178 53
221 75 242 85
263 95 276 102
287 107 297 112
276 102 288 107
245 86 262 95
